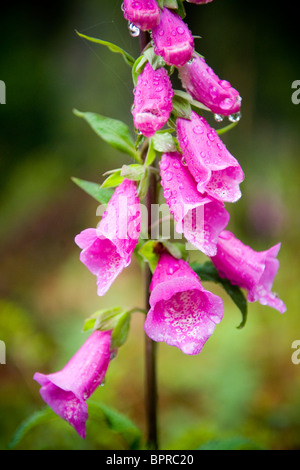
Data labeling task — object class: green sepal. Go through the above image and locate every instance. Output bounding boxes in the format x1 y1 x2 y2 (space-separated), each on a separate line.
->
138 240 160 273
121 163 145 181
83 307 130 349
75 31 135 67
190 261 248 329
152 131 178 153
101 170 124 189
162 240 189 261
172 93 192 120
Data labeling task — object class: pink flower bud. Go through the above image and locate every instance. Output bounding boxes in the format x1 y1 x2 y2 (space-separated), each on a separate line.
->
132 62 174 137
122 0 161 31
211 231 286 313
177 111 244 202
34 330 113 438
179 55 242 116
144 252 224 355
75 179 141 296
152 8 194 67
160 152 230 256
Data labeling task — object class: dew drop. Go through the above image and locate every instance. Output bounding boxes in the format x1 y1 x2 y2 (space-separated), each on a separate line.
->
128 22 140 37
181 156 187 166
228 111 241 123
176 26 185 35
172 161 180 169
214 113 224 123
193 125 203 135
163 189 172 199
160 160 170 171
165 171 173 181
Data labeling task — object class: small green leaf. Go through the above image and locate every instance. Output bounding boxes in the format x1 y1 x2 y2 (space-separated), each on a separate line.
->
73 109 141 162
138 240 160 273
145 138 156 167
75 31 135 67
88 402 142 450
152 131 177 153
176 0 186 18
101 170 124 188
137 168 150 200
132 54 148 86
8 407 56 449
71 177 113 204
191 261 248 329
121 164 145 181
172 94 192 120
143 47 166 70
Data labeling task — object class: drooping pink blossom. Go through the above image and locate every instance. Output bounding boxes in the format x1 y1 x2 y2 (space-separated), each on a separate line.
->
160 152 230 256
132 62 174 137
211 231 286 313
34 330 113 439
122 0 161 31
144 252 224 355
152 8 194 67
75 179 141 296
177 111 244 202
179 54 242 116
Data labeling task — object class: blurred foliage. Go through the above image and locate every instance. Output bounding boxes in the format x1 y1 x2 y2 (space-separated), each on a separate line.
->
0 0 300 450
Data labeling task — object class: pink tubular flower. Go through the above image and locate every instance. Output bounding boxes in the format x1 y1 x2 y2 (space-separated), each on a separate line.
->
122 0 161 31
75 179 141 296
177 111 245 202
144 252 224 355
132 62 174 137
152 8 194 67
211 231 286 313
179 55 242 116
34 330 113 439
160 152 230 256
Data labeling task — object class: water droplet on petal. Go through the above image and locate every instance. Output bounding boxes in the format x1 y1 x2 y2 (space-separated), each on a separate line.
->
193 125 203 135
160 160 170 171
181 156 187 166
128 22 140 37
165 171 173 181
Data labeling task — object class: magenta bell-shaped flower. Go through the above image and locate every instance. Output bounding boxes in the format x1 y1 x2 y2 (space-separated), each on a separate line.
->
152 8 194 67
34 330 113 439
179 54 242 116
75 179 141 296
211 231 286 313
177 111 245 202
132 62 174 137
144 252 224 355
160 151 230 256
122 0 161 31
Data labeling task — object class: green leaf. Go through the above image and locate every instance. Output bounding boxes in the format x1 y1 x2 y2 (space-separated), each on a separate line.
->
121 164 145 181
137 168 150 200
73 109 141 162
138 240 160 273
71 177 113 204
190 261 248 329
197 437 262 450
163 0 178 8
132 54 148 86
172 94 192 120
145 138 156 166
101 170 124 189
143 47 166 71
8 407 56 449
88 402 142 450
152 131 177 153
75 31 135 67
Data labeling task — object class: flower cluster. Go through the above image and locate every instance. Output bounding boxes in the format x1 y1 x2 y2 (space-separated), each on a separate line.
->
34 0 286 439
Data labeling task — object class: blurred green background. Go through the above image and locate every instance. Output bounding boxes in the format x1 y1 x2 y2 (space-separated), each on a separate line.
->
0 0 299 450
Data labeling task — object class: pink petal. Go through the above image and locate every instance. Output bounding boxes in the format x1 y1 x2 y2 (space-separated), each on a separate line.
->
177 111 244 202
145 253 224 355
122 0 161 31
152 8 194 67
132 63 174 138
160 152 230 256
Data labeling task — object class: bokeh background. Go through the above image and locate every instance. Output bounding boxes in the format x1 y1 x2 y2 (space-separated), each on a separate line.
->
1 0 299 450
